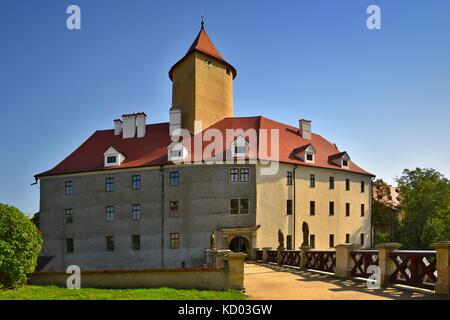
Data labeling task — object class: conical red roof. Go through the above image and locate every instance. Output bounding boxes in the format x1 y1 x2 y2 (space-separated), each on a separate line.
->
169 25 237 80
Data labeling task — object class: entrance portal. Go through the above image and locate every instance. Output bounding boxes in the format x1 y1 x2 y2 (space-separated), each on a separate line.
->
229 236 249 253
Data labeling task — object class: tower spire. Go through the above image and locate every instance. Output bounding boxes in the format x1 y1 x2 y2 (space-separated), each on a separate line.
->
201 15 205 29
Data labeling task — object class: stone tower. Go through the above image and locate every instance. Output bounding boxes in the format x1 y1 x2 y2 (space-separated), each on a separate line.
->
169 23 237 134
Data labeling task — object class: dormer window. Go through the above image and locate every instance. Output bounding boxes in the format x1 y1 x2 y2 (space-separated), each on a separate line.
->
231 136 248 158
103 146 125 168
293 144 316 164
167 140 187 162
329 151 351 169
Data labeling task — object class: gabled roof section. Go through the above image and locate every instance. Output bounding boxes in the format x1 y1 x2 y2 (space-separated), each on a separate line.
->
293 144 316 154
169 24 237 80
329 151 350 161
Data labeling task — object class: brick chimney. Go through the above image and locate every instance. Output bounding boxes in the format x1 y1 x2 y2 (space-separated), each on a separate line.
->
299 119 312 140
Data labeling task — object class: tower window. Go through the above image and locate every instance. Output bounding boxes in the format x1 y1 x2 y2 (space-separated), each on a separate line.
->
170 171 180 187
345 179 350 191
346 234 350 244
132 235 141 251
286 235 293 250
132 204 141 221
310 201 316 216
170 233 180 249
361 204 365 217
287 172 293 185
65 209 73 224
329 234 335 248
106 177 114 192
310 235 316 248
106 206 114 222
360 233 365 246
346 203 351 217
361 181 365 193
106 236 115 252
132 175 141 190
310 174 316 188
170 201 179 217
329 177 335 190
65 181 73 195
329 202 335 216
287 200 293 215
66 238 74 253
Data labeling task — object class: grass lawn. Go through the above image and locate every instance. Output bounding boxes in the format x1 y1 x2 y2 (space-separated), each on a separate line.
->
0 286 246 300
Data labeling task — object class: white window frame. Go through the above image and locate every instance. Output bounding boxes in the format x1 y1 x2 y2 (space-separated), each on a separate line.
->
231 136 248 158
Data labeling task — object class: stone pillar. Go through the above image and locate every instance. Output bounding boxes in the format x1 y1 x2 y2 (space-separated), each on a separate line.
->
216 250 232 269
205 249 217 268
335 244 361 278
375 243 401 286
262 247 271 263
251 248 259 261
277 248 285 266
226 252 247 290
432 242 450 295
299 246 311 270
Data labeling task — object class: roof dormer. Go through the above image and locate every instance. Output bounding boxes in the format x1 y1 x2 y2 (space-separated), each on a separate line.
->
167 140 188 163
329 152 351 168
104 146 126 168
293 144 316 163
231 136 248 158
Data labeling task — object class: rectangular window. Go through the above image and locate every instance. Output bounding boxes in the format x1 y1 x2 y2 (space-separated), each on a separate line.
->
106 206 114 222
169 171 180 187
360 233 365 246
310 174 315 188
329 202 334 216
287 172 293 186
230 199 239 215
286 235 293 250
287 200 293 215
235 145 246 155
310 201 316 216
170 201 179 217
230 168 239 183
170 233 179 249
360 181 365 193
329 234 335 248
346 203 351 217
342 159 349 167
329 177 335 190
132 175 141 190
361 204 365 217
66 238 74 253
106 236 115 252
65 181 73 195
107 156 117 164
65 209 73 224
310 235 316 249
306 153 314 162
106 177 114 192
132 204 141 221
240 168 250 182
132 235 141 251
346 234 350 244
240 199 249 215
345 178 350 191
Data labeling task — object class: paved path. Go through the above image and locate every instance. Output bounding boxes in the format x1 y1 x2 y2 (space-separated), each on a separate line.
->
244 262 446 300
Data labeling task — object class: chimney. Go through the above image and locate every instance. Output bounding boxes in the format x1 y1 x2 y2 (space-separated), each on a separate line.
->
122 114 137 139
136 112 147 138
299 119 312 140
169 107 182 140
114 119 123 136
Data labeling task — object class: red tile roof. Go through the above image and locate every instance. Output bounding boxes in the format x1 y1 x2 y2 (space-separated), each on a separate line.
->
169 26 237 80
36 116 374 178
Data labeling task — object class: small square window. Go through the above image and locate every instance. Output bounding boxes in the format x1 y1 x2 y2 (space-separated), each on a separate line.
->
132 175 141 190
66 238 74 253
170 201 179 217
106 236 115 252
234 146 246 155
132 204 141 221
132 235 141 251
306 153 314 162
106 206 114 222
342 159 349 167
65 209 73 224
107 156 117 164
65 181 73 195
170 171 180 187
170 233 179 249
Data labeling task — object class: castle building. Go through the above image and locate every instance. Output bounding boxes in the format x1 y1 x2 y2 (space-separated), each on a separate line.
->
36 24 374 271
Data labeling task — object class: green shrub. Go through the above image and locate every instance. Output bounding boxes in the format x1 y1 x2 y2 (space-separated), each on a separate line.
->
0 204 42 288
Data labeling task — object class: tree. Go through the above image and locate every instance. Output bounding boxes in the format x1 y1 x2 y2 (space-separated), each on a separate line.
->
396 168 450 249
372 179 398 244
0 204 43 288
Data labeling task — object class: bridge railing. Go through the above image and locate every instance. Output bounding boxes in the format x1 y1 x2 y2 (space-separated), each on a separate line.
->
305 250 336 273
350 250 379 279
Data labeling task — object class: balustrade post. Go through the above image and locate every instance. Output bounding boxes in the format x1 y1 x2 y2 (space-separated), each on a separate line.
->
375 243 402 287
277 248 285 266
299 245 312 270
432 242 450 295
262 247 271 263
335 244 361 278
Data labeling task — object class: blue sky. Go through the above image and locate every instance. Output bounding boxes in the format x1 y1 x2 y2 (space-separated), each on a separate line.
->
1 0 449 214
